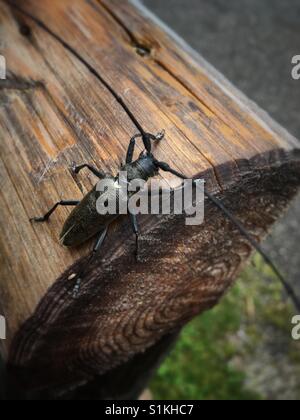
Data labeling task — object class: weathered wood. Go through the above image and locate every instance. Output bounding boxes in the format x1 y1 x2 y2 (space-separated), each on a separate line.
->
0 0 299 397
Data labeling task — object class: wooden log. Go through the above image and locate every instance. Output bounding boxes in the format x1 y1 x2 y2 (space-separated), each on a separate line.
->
0 0 299 398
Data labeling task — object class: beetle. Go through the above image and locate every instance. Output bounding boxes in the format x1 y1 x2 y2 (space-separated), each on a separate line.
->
30 131 300 310
31 130 172 296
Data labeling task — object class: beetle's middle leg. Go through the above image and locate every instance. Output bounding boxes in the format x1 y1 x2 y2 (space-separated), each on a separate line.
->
30 200 80 223
129 212 140 262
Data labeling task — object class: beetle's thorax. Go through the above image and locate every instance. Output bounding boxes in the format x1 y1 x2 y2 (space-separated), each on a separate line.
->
122 154 158 182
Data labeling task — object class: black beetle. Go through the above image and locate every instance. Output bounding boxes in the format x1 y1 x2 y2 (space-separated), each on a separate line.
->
30 131 299 310
31 130 184 296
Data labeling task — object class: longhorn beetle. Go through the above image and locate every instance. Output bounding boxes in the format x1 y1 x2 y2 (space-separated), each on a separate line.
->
30 131 300 310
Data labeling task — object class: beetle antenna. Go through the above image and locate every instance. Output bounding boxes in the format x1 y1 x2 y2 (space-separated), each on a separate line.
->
205 190 300 312
154 159 300 312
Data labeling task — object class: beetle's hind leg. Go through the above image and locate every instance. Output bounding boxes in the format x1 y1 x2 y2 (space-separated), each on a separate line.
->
72 227 109 298
30 200 80 223
129 213 140 262
71 162 106 179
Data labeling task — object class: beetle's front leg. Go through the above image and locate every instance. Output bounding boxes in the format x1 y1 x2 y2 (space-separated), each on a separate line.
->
71 162 106 179
142 130 165 154
126 134 143 164
126 130 165 163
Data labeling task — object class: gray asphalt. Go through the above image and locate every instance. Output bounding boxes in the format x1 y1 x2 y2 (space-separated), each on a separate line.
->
144 0 300 295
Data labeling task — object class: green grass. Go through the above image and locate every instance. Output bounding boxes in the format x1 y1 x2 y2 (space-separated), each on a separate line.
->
150 255 299 400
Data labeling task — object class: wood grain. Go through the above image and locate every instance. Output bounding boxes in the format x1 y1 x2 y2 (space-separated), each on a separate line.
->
0 0 299 397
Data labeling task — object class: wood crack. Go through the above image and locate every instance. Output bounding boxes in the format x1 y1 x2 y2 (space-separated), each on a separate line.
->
93 0 237 190
7 0 145 136
7 0 224 191
95 0 231 130
25 34 114 177
96 0 264 161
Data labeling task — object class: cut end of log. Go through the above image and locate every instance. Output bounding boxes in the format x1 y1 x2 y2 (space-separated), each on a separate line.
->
0 0 299 398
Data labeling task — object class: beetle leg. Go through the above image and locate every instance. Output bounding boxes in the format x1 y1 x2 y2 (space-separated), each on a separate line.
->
129 212 140 262
126 131 165 163
71 162 106 179
126 134 143 163
142 130 165 154
30 200 80 223
72 227 109 298
153 160 188 181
